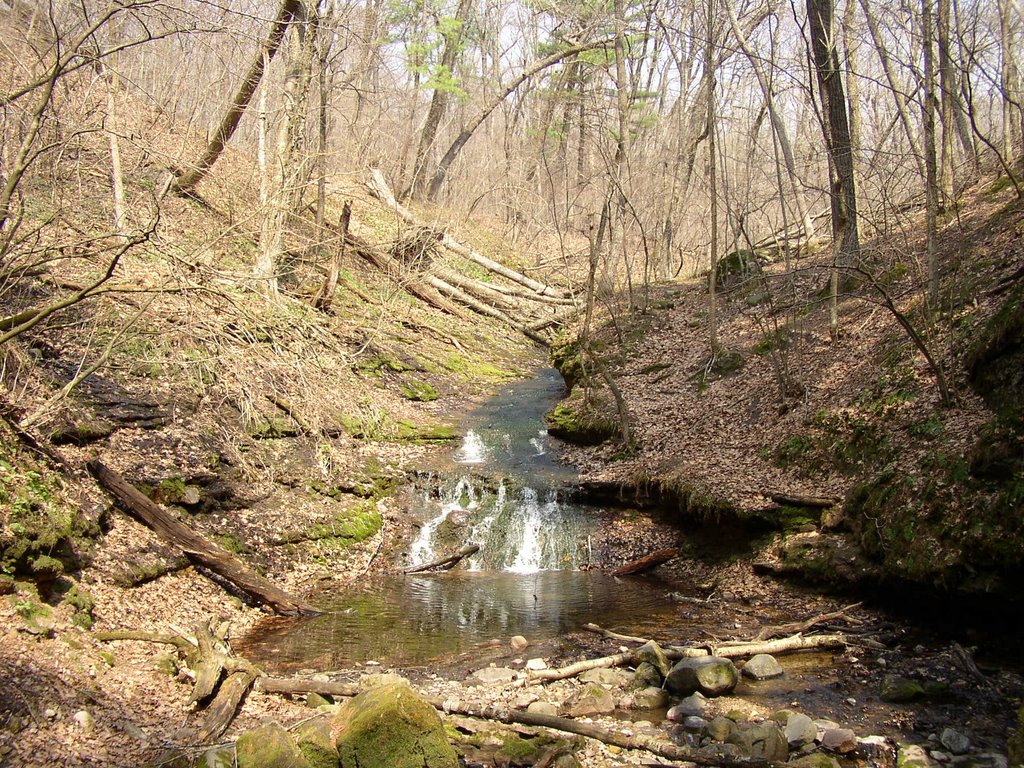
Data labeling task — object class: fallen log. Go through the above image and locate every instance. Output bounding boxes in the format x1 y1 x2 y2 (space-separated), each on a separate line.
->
527 632 847 684
198 668 259 742
766 491 838 508
255 676 773 767
581 623 650 644
753 602 862 641
87 460 319 617
608 547 680 577
402 544 480 574
366 169 570 299
430 700 775 768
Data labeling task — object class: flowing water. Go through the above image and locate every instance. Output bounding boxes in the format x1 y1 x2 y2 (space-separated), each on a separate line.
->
239 368 677 672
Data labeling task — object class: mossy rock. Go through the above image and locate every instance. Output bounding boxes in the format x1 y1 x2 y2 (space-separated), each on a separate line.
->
394 421 458 442
0 421 98 578
965 282 1024 407
48 417 115 445
545 401 618 446
293 717 339 768
248 417 299 439
715 250 763 290
550 338 585 391
399 379 439 402
665 656 738 697
333 683 458 768
196 745 235 768
236 723 310 768
880 675 926 703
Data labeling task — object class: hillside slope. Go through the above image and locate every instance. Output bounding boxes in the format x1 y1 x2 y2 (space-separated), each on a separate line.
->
551 178 1024 598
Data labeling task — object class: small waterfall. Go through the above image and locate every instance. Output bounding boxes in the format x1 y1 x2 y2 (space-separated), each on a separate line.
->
453 430 488 464
409 477 477 566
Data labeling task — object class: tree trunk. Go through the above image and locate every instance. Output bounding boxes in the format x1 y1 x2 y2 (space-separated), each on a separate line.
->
172 0 303 193
87 460 318 616
314 200 351 312
256 3 316 296
922 0 940 305
807 0 860 270
425 39 611 201
405 0 472 199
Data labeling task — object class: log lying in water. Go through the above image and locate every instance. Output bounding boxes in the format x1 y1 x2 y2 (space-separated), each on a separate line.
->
402 544 480 574
87 459 318 616
608 547 680 576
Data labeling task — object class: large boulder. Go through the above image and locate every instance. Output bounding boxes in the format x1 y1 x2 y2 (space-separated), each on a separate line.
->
332 683 458 768
665 656 738 696
293 718 339 768
236 723 311 768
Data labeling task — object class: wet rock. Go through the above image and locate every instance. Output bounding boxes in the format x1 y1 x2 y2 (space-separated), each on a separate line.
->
727 721 789 761
668 693 708 720
940 729 970 756
742 654 784 680
630 687 670 710
788 754 842 768
237 723 311 768
666 656 738 697
630 661 664 690
882 676 926 703
510 635 529 651
579 668 630 688
784 713 818 748
526 701 558 717
706 716 739 742
898 744 937 768
469 667 518 685
856 735 895 768
635 640 672 677
333 683 458 768
565 683 616 717
293 718 339 768
683 716 708 732
820 728 857 753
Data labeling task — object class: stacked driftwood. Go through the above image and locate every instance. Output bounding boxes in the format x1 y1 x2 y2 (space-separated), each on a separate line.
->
356 169 578 345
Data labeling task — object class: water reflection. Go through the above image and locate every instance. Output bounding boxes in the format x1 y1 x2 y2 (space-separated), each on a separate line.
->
238 572 678 672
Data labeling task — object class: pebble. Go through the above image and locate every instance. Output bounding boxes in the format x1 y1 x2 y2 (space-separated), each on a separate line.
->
72 710 94 734
525 658 547 671
510 635 529 651
846 698 857 706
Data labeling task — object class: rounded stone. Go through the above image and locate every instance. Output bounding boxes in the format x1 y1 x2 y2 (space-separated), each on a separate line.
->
741 654 785 681
666 656 739 697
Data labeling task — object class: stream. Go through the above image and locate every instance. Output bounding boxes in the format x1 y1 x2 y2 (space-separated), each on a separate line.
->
238 368 678 672
234 369 1020 754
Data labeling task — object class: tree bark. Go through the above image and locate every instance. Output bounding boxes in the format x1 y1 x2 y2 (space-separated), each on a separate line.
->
173 0 304 194
87 460 318 616
405 0 473 199
314 200 351 312
608 547 680 576
806 0 860 270
402 544 480 573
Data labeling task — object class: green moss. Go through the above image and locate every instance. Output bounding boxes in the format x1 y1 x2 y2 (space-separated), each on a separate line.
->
214 532 247 555
236 723 310 768
248 416 299 439
56 582 95 629
399 379 439 402
715 250 762 290
545 400 618 446
0 423 97 579
333 683 458 768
